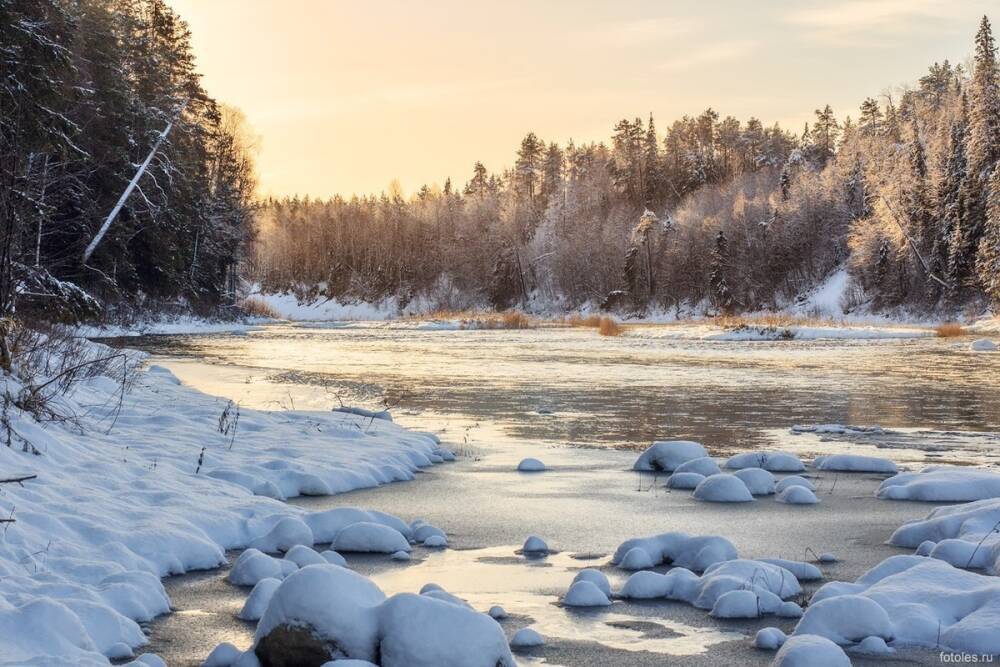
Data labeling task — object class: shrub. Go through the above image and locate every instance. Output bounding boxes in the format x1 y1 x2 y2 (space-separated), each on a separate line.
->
935 322 966 337
598 317 623 336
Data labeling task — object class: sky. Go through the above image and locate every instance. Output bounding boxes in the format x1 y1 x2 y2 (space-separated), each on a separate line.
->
168 0 994 199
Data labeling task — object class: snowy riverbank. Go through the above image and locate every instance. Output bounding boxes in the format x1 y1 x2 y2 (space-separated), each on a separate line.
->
0 342 451 665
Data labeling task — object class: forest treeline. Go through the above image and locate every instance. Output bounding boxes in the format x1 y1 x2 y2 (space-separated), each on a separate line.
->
1 0 256 350
253 16 1000 317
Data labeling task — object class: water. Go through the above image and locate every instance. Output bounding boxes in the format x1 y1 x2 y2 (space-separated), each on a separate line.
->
121 323 998 666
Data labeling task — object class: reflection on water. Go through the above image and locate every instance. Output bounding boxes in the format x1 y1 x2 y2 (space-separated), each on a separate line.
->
118 323 1000 464
370 545 744 656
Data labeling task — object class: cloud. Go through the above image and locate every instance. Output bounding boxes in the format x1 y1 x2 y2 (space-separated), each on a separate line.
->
657 40 758 72
784 0 957 43
580 16 699 46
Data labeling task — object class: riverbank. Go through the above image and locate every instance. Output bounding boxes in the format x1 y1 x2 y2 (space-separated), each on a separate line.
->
0 343 449 665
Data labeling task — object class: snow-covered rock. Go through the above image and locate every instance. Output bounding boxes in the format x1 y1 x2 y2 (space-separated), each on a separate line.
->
665 472 705 489
238 578 282 621
571 569 611 597
563 580 611 607
203 642 241 667
390 551 411 562
228 549 285 586
725 451 805 472
890 498 1000 572
775 475 816 493
516 458 546 472
854 635 893 655
777 486 819 505
710 589 782 618
423 535 448 548
692 474 754 503
305 508 413 544
410 520 446 543
773 634 850 666
488 605 507 619
733 467 776 495
692 559 801 610
753 627 787 650
521 535 549 555
321 550 348 567
248 516 314 553
283 545 327 569
332 522 411 554
758 559 823 581
509 627 545 648
878 467 1000 502
619 546 656 570
633 440 708 472
612 532 738 572
971 338 998 351
672 456 721 477
814 454 897 474
804 555 1000 654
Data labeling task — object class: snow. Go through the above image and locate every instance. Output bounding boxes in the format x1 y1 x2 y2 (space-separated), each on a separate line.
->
571 569 612 597
733 468 776 495
772 634 851 666
305 508 414 543
672 456 721 477
703 325 931 342
692 474 754 503
971 338 998 351
814 454 897 474
255 564 386 662
488 605 507 619
803 555 1000 654
0 341 452 665
619 547 656 571
422 535 448 548
78 316 266 338
612 532 738 572
618 568 698 599
332 522 412 554
390 551 411 562
411 520 446 543
775 475 816 493
284 545 327 569
877 467 1000 501
758 559 823 581
562 580 612 607
238 578 282 621
776 486 820 505
321 551 348 567
509 627 545 648
521 535 549 555
632 440 708 472
724 451 804 472
710 589 781 618
665 472 705 489
791 423 885 435
889 499 1000 572
203 642 241 666
516 457 546 472
753 627 787 650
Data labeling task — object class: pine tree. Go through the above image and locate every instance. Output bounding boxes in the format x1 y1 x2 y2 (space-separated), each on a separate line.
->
465 162 489 198
643 113 662 204
709 229 733 313
859 98 883 136
977 164 1000 304
936 101 969 302
811 105 839 166
515 133 544 201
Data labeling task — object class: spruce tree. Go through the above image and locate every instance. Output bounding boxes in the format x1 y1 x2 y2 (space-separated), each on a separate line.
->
977 164 1000 305
710 230 733 313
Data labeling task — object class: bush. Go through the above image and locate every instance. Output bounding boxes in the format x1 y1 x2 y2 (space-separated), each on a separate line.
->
598 317 623 336
935 322 966 337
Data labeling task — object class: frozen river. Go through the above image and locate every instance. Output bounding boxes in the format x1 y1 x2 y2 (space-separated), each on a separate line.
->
118 322 999 666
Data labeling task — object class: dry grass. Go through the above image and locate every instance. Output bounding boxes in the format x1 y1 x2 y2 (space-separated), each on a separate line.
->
711 313 843 329
239 297 281 319
597 316 623 336
565 314 604 328
935 322 967 337
460 311 536 330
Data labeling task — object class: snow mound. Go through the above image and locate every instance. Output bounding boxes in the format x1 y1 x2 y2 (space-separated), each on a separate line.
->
521 535 549 555
633 441 708 472
775 475 816 493
618 569 697 599
571 569 611 597
666 472 705 489
619 546 656 570
612 532 738 572
794 595 894 644
693 559 801 611
333 522 411 554
517 458 546 472
753 627 787 650
411 520 446 543
422 535 448 548
673 456 721 477
710 589 783 618
692 474 754 503
971 338 998 351
725 451 804 472
248 516 314 553
777 486 819 505
805 555 1000 654
321 550 348 567
509 627 545 648
791 424 886 435
284 545 327 569
238 578 282 621
878 467 1000 502
773 634 850 666
228 549 286 586
758 559 823 581
378 593 515 666
255 564 386 663
488 605 507 619
563 580 611 607
733 468 776 495
305 507 413 543
390 551 411 562
814 454 897 474
203 642 241 667
889 498 1000 572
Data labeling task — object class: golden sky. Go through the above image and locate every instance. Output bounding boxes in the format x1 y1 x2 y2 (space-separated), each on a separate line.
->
169 0 992 199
